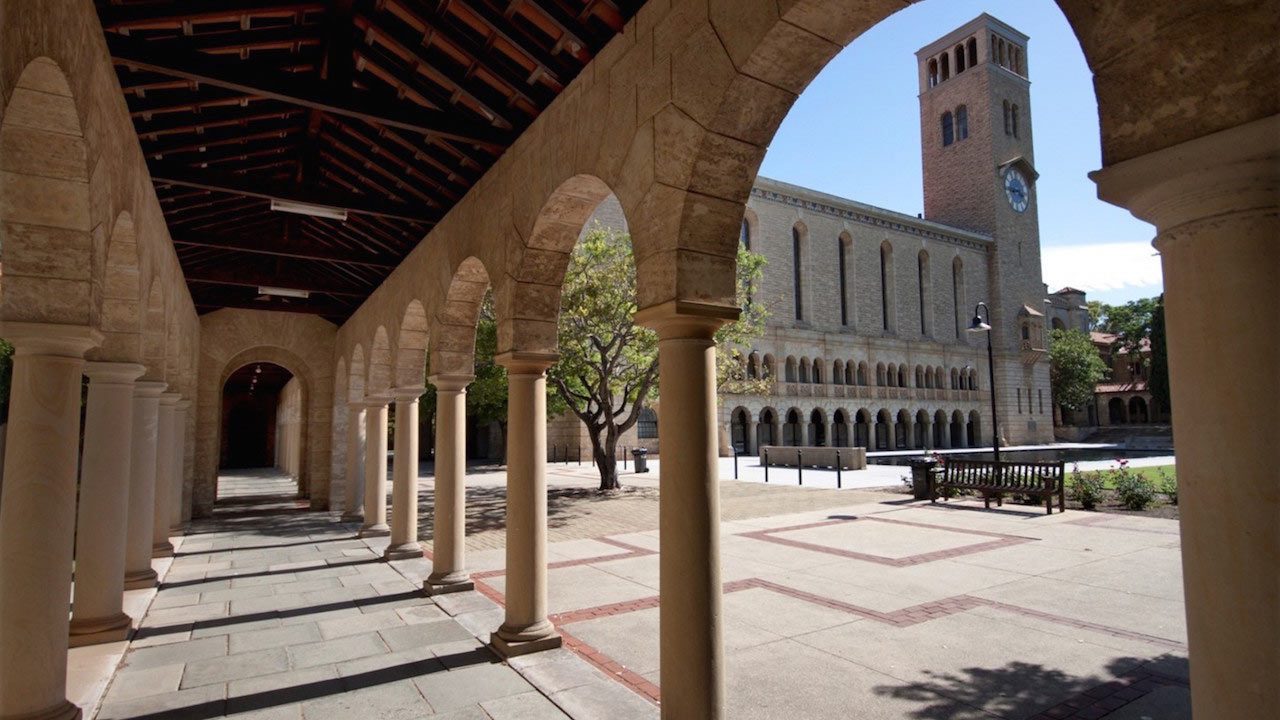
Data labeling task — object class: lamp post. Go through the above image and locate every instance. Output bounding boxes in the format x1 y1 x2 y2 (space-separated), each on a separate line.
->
967 302 1001 464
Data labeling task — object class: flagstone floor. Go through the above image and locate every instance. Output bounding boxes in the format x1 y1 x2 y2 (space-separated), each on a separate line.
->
89 467 1190 719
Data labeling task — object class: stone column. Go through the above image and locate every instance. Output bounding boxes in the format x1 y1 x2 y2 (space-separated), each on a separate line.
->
124 381 166 589
1092 115 1278 719
385 388 425 560
169 399 191 533
490 353 561 657
359 398 390 538
635 304 735 720
69 361 146 647
152 393 180 557
425 374 475 595
342 403 367 521
0 321 100 720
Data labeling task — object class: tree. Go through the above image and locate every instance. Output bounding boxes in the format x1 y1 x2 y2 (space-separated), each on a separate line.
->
716 248 771 396
1086 300 1105 331
1148 294 1171 416
1097 297 1158 355
1049 328 1109 412
549 226 768 491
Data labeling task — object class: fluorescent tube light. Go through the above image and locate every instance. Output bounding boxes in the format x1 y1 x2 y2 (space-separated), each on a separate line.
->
258 286 310 299
270 198 348 221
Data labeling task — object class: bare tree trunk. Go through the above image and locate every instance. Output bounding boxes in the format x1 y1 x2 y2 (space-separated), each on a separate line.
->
587 424 621 491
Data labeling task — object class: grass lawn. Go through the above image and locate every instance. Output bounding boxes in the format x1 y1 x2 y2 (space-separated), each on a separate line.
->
1073 463 1176 489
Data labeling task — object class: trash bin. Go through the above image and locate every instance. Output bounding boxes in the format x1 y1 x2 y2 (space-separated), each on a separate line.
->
632 447 650 473
909 458 938 500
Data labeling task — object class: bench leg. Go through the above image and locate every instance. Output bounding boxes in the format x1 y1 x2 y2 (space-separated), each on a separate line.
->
983 494 990 509
1046 493 1053 515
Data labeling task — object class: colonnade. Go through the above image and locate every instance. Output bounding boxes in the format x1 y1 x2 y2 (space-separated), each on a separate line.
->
0 323 193 720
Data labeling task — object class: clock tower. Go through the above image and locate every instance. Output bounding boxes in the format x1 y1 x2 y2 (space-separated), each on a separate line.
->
916 15 1053 444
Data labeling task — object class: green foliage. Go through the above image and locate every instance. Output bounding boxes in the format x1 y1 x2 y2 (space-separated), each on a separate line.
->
0 337 12 422
1112 463 1157 510
1148 294 1171 415
1096 297 1158 356
550 227 659 490
717 244 771 396
1070 466 1107 510
1049 328 1109 411
1086 300 1105 330
1155 467 1177 505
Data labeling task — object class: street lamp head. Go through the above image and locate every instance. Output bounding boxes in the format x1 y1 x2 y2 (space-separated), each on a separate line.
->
967 315 991 333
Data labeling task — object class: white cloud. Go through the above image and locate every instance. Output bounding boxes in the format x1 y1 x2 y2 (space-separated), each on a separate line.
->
1042 242 1163 293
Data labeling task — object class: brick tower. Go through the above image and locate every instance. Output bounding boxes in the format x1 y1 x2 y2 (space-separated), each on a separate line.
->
916 15 1053 445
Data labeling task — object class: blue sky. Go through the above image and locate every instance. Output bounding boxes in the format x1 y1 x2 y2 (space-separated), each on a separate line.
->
759 0 1163 305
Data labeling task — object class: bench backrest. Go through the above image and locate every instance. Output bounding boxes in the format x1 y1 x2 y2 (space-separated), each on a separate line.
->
941 459 1064 491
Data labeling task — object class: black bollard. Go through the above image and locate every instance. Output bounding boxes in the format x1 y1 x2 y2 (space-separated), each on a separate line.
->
577 445 581 466
797 449 803 486
763 449 769 483
836 450 842 489
733 446 739 479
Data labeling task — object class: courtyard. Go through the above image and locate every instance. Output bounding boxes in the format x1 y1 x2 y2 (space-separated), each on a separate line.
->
81 465 1189 719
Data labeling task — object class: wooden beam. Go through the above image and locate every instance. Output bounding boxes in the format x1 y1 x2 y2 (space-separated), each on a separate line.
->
194 296 354 318
173 231 398 268
107 32 511 149
184 264 376 297
99 1 327 30
146 159 439 223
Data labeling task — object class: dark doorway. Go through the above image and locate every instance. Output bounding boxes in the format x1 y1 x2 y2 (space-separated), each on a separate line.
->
220 363 293 469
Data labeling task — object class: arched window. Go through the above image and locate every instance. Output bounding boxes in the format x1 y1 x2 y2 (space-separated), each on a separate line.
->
955 105 968 140
967 37 978 67
886 364 896 387
876 363 886 386
1003 100 1012 135
917 250 931 336
940 52 950 81
952 257 965 338
746 354 758 379
1011 104 1020 138
955 44 966 73
838 233 852 326
798 358 810 384
880 242 895 332
998 38 1007 67
785 357 797 383
857 363 868 386
792 225 805 321
832 360 843 386
941 111 954 147
927 59 938 87
844 362 854 385
1013 47 1022 75
813 362 823 385
740 218 750 250
897 367 906 387
991 34 998 64
915 366 924 388
638 407 658 438
762 355 775 379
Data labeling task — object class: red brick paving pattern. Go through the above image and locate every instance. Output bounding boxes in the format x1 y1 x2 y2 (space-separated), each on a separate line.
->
465 518 1185 713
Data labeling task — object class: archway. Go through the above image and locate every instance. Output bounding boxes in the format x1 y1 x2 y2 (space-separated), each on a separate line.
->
915 410 931 448
808 408 826 447
1108 397 1127 424
730 407 751 454
951 410 966 448
832 410 850 447
895 409 911 449
782 409 802 446
219 362 298 476
1129 396 1149 423
967 410 982 448
874 410 892 450
758 408 778 449
934 410 949 448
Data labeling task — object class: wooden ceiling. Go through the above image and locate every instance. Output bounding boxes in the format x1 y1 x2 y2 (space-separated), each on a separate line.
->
97 0 641 323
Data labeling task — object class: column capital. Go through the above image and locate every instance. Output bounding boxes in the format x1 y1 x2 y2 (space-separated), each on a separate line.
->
134 381 168 398
429 374 474 392
0 321 102 358
1090 114 1279 234
390 386 426 402
84 361 146 384
347 400 369 412
158 392 182 406
634 300 738 340
362 394 391 408
495 351 558 375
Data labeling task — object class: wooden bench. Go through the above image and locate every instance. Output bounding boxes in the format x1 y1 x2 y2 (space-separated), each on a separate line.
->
931 459 1066 514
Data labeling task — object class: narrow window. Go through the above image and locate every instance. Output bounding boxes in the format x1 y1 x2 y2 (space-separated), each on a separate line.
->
1011 104 1020 138
838 237 849 326
880 242 894 332
917 250 930 336
1039 389 1044 414
792 226 804 321
955 45 966 73
928 59 938 87
740 218 750 250
941 111 954 147
940 53 950 81
990 34 997 64
999 38 1007 67
956 105 968 140
952 257 964 338
967 37 978 67
1003 100 1011 135
1017 388 1022 414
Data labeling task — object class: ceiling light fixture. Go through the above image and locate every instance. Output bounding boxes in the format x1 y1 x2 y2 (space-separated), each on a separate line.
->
270 198 348 221
257 286 311 299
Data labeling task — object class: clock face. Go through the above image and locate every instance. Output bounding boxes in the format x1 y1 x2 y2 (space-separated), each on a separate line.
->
1004 168 1029 213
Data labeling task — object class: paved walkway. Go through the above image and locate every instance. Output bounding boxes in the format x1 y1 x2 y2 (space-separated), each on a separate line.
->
92 467 1190 719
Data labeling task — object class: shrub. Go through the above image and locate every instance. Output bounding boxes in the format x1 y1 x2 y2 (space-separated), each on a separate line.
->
1156 468 1177 505
1113 465 1157 510
1071 466 1106 510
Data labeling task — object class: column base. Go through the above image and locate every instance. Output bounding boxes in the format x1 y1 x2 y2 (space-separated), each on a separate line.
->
383 543 425 561
5 699 83 720
169 524 186 536
68 612 132 647
151 541 174 558
490 622 562 658
424 574 474 596
358 523 390 538
123 567 158 590
340 512 364 523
